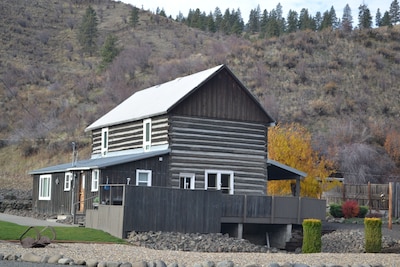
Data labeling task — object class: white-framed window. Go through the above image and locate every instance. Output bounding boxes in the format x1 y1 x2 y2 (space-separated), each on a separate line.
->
179 173 195 189
143 119 151 152
101 127 109 156
136 169 152 186
64 172 72 191
39 174 52 200
91 169 99 192
205 170 234 195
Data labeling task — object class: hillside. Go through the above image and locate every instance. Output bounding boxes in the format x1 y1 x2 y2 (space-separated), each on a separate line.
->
1 0 400 189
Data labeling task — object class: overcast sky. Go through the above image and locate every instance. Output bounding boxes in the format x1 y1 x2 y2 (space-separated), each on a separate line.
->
121 0 393 23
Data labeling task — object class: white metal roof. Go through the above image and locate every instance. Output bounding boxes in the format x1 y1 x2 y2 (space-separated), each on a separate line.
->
85 65 224 131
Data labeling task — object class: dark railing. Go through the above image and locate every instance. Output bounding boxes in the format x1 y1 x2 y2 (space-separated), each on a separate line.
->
86 185 326 238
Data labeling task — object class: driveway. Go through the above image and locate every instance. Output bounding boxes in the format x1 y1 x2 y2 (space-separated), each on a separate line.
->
0 213 75 227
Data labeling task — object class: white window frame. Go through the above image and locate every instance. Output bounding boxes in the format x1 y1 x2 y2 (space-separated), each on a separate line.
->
136 169 152 186
39 174 52 200
204 170 234 195
64 172 72 191
143 119 151 152
179 173 195 189
91 169 99 192
101 127 109 156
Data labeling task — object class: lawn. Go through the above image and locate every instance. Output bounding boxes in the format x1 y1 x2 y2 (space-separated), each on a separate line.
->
0 221 126 243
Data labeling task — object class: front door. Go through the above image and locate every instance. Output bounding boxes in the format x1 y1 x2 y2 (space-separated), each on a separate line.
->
78 173 85 212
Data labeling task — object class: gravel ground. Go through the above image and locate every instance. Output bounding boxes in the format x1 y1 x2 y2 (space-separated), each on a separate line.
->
1 241 400 267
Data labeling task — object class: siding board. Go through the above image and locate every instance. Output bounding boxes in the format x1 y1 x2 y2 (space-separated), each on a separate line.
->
169 115 268 195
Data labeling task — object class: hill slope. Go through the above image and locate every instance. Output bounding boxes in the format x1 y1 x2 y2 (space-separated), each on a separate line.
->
1 0 400 189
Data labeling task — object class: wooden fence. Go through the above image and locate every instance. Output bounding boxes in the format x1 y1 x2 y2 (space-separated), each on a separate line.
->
322 182 400 217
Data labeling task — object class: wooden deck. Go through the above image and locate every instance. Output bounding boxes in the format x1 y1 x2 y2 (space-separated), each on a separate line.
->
86 185 326 238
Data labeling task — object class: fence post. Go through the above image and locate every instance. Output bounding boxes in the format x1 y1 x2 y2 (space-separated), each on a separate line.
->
389 182 392 230
368 182 371 213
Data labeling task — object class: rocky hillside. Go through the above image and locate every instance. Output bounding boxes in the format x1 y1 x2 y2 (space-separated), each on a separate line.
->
1 0 400 189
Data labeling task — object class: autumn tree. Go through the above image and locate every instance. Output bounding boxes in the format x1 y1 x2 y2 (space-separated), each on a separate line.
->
267 123 337 198
384 130 400 166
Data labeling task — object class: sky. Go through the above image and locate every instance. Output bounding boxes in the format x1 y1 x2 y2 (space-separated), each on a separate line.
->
121 0 393 23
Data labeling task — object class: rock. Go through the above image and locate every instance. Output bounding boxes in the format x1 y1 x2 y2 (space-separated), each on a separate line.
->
120 263 133 267
132 261 148 267
58 257 73 265
86 259 99 267
98 262 107 267
107 261 122 267
21 252 42 263
216 260 234 267
75 259 86 265
267 263 280 267
48 254 63 264
244 263 261 267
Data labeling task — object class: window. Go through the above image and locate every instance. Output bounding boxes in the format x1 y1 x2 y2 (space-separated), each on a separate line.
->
205 170 234 195
64 172 72 191
39 174 51 200
101 128 108 156
91 169 99 192
136 170 152 186
179 173 195 189
143 119 151 152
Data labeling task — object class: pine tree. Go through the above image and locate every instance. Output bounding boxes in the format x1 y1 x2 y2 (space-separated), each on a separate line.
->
381 11 392 26
390 0 400 24
99 34 120 71
358 4 372 29
214 7 223 32
286 10 298 33
375 8 382 27
78 5 98 56
341 4 353 32
129 6 139 28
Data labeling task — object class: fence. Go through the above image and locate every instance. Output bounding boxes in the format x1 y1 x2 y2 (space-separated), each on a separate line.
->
322 182 400 217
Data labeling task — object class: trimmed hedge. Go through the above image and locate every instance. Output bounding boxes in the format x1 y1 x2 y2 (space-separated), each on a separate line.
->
329 203 343 218
302 218 322 253
364 217 382 253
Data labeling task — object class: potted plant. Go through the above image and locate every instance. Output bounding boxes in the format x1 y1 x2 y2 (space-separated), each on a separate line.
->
93 196 99 209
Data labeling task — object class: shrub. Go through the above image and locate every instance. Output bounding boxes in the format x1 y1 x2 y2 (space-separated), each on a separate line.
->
364 218 382 252
302 219 322 253
329 203 343 218
358 206 369 218
342 200 360 218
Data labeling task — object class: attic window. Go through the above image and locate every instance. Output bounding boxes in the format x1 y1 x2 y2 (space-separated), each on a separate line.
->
143 119 151 152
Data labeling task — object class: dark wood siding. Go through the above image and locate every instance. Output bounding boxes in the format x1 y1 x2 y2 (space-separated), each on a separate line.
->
169 115 267 195
122 186 221 234
171 68 272 123
32 173 73 215
91 115 169 155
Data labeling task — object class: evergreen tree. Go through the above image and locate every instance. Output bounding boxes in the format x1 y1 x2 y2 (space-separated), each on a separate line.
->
129 6 139 28
207 12 216 33
390 0 400 24
214 7 223 32
298 8 315 30
315 11 322 30
99 34 120 71
341 4 353 32
329 6 338 28
287 10 298 33
358 4 372 29
259 9 269 38
381 11 392 26
320 10 332 30
375 8 382 27
78 5 98 56
248 6 261 33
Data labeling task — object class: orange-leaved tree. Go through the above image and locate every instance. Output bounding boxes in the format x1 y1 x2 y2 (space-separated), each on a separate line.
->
267 123 337 198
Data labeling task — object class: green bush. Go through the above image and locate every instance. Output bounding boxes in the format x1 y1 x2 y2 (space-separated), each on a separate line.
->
364 218 382 253
302 219 322 253
329 203 343 218
358 206 369 218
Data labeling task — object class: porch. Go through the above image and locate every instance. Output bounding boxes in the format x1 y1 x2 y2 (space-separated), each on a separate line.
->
86 185 326 242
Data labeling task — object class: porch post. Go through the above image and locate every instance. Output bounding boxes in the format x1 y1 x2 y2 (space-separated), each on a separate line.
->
237 223 243 239
295 176 300 197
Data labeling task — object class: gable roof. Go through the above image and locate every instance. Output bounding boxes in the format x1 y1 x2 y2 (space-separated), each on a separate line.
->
29 149 170 175
86 64 274 131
